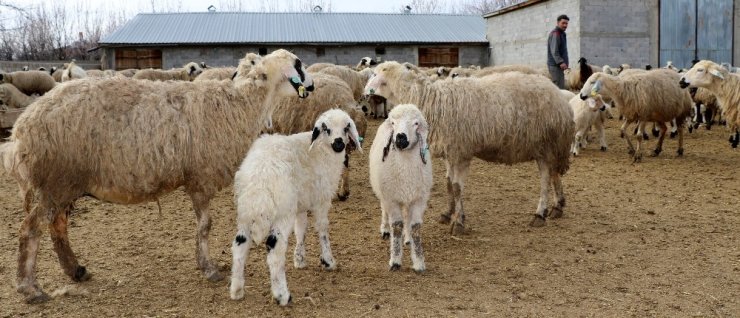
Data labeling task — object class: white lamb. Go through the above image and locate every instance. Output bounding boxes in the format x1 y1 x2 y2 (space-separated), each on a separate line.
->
369 104 432 273
570 95 610 156
229 109 362 306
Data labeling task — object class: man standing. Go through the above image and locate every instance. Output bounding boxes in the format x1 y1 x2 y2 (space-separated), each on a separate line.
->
547 15 569 89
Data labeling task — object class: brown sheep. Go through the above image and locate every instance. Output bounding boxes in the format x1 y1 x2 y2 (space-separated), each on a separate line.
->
9 49 314 304
365 62 574 233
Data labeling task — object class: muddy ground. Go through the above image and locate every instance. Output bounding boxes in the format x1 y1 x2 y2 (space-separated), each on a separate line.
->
0 118 738 317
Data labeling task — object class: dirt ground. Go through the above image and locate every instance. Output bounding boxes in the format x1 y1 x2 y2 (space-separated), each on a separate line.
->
0 117 738 317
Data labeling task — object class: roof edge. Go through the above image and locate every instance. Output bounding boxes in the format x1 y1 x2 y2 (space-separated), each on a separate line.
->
98 42 490 47
483 0 548 18
134 11 484 17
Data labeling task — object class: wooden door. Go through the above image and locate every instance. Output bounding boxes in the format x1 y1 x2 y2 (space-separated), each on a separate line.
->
418 47 459 67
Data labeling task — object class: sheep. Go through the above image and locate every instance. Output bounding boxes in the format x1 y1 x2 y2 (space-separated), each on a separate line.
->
267 72 368 201
474 65 550 78
365 62 574 232
680 60 740 146
603 64 630 76
569 95 609 156
9 49 315 303
85 69 105 77
22 66 29 71
132 62 204 81
356 57 377 70
306 62 335 73
195 67 238 81
664 61 680 72
580 69 692 162
566 57 600 91
560 89 576 101
317 65 372 100
234 53 263 79
369 104 432 272
229 109 362 306
61 61 87 82
0 84 36 109
359 93 391 119
36 67 46 71
50 66 63 82
116 69 138 77
0 70 56 96
689 87 719 130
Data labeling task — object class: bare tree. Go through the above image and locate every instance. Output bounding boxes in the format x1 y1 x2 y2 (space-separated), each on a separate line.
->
452 0 526 15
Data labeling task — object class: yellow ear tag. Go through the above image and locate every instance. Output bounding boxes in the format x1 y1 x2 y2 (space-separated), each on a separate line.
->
298 86 305 96
590 90 598 97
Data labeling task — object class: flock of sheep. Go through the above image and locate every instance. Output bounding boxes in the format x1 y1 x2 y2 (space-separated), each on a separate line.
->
0 48 738 306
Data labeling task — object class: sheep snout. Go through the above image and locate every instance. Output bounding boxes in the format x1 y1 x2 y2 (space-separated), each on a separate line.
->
395 133 409 150
579 94 588 100
331 138 345 153
678 78 690 88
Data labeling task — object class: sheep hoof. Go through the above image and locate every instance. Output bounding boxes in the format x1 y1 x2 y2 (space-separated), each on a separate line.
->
206 270 225 282
669 132 677 139
320 258 336 270
25 291 51 304
627 149 635 155
73 265 92 282
438 213 452 224
337 193 349 201
620 132 625 138
274 294 292 306
450 222 465 236
677 148 684 156
651 130 660 138
529 214 546 227
642 133 650 141
381 232 390 240
706 125 712 131
389 263 401 271
413 265 426 273
600 146 607 152
549 207 563 219
651 149 661 157
633 154 642 163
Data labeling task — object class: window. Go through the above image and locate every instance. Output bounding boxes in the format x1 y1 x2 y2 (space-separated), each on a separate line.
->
258 47 268 55
316 47 325 57
375 47 386 55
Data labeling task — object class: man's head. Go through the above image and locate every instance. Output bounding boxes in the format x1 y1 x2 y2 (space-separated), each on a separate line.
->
557 14 569 30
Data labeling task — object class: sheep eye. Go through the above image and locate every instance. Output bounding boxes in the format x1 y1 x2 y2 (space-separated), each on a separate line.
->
698 68 704 72
414 122 419 126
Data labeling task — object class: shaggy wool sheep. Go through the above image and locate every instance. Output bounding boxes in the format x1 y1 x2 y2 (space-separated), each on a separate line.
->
229 109 361 306
366 62 574 232
581 69 692 162
61 61 87 82
267 72 368 201
0 71 56 96
195 67 238 81
9 49 314 304
569 95 609 156
132 62 204 81
0 84 36 109
680 60 740 139
369 104 432 272
566 57 601 91
560 89 576 101
317 65 372 100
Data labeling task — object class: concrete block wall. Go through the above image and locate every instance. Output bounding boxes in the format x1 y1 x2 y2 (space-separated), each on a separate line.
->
486 0 581 66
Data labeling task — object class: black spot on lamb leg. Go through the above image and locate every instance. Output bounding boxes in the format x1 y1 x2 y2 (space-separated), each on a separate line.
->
266 234 277 251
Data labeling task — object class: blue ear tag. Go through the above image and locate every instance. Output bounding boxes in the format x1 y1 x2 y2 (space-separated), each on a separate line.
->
291 76 301 84
358 136 364 143
369 88 375 94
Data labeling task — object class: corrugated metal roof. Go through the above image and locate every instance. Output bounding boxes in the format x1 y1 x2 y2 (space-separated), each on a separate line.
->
100 12 487 45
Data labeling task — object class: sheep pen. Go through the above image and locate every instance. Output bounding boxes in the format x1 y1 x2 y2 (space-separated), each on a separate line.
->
365 61 574 233
7 49 314 304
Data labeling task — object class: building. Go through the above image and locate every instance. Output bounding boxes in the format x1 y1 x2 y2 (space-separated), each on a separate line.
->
485 0 739 69
98 11 488 70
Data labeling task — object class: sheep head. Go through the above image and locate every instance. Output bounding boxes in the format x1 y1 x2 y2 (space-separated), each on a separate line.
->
310 109 362 154
680 60 727 89
364 61 408 102
245 49 314 99
183 62 205 80
356 57 377 69
584 94 611 112
381 104 429 164
579 73 610 101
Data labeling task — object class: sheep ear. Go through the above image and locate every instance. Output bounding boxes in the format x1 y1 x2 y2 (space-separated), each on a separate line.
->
231 71 238 80
309 126 320 151
417 120 429 164
189 65 196 75
200 62 207 69
347 122 363 153
369 60 377 66
591 80 602 96
709 69 725 80
587 98 597 109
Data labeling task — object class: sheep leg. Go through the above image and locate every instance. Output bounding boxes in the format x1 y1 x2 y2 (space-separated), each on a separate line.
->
293 210 308 269
676 119 685 156
48 204 90 283
651 121 668 157
621 121 636 155
449 160 471 235
229 225 252 300
438 160 454 224
266 224 292 306
336 153 350 201
550 170 566 219
705 107 713 130
380 200 390 239
651 122 661 138
669 120 678 139
598 121 607 151
387 204 404 270
313 205 336 270
17 203 49 303
188 192 223 282
529 160 551 227
408 201 426 273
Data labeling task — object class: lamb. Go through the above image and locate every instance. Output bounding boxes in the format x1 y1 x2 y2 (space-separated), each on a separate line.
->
61 61 87 82
267 72 368 201
0 84 37 109
356 57 377 70
566 57 600 91
569 95 609 156
680 60 740 145
195 67 238 81
317 65 372 100
229 109 362 306
365 62 574 232
580 69 692 162
132 62 204 81
0 70 56 96
9 49 314 303
369 104 432 272
359 93 391 119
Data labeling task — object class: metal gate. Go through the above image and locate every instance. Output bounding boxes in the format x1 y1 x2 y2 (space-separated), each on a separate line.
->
660 0 734 69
